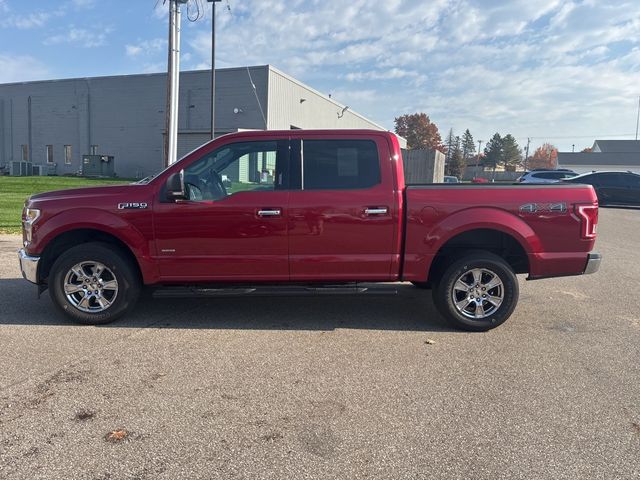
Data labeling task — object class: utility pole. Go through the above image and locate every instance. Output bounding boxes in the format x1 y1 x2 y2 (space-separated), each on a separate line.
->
207 0 222 140
524 137 530 171
476 139 483 178
164 0 188 167
636 95 640 141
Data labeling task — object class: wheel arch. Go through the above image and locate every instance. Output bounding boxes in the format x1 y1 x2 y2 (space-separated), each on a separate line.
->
427 228 530 285
39 228 144 285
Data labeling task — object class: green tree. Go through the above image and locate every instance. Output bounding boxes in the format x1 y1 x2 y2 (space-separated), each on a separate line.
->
448 136 466 178
444 128 455 173
461 129 476 160
483 133 503 170
394 113 445 152
501 134 522 171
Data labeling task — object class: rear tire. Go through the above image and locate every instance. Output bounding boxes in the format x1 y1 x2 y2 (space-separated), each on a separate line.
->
432 252 518 332
49 242 141 325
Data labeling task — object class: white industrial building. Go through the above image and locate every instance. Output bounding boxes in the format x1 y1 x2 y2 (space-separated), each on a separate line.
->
0 65 397 179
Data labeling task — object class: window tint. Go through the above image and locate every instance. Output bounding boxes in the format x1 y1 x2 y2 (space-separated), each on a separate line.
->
534 172 562 179
625 174 640 186
182 140 287 201
302 139 380 190
598 173 625 186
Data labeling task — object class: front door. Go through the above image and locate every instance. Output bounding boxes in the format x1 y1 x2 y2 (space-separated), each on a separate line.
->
154 139 290 282
287 134 399 281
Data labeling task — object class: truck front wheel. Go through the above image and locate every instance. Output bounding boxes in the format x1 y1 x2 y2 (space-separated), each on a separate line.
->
432 252 519 331
49 242 141 325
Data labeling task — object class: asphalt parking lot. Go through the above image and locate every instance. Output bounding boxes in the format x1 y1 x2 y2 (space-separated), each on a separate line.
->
0 208 639 480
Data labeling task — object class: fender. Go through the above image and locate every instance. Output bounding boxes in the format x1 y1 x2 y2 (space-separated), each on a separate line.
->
32 208 158 284
403 206 540 281
427 207 540 254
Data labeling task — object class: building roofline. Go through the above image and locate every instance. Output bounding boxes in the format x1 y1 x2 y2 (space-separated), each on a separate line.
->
267 65 390 132
0 65 270 87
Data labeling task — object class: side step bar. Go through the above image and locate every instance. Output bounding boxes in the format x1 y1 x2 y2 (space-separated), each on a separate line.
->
152 283 399 299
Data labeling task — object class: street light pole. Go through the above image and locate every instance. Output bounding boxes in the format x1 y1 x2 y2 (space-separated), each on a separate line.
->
207 0 222 140
476 139 483 178
164 0 187 167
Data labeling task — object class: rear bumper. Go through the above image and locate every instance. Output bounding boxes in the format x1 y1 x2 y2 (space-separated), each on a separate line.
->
18 249 40 284
583 253 601 275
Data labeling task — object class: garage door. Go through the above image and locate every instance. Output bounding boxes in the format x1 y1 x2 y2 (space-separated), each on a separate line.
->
177 133 211 160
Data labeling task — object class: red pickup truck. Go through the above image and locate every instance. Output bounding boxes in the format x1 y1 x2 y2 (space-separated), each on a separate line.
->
19 129 600 331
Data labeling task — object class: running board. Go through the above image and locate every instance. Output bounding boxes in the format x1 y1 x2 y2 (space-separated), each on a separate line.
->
152 283 399 299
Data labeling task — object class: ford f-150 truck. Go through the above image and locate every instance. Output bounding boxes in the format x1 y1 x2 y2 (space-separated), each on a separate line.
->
18 130 601 331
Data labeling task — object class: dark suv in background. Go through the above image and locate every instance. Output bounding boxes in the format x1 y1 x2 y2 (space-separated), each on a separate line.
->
562 171 640 206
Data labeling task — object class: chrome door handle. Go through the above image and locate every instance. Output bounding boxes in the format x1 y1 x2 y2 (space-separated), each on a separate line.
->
364 207 388 216
257 209 282 217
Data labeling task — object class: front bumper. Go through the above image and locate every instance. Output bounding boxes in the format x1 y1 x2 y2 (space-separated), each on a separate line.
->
583 253 601 275
18 249 40 284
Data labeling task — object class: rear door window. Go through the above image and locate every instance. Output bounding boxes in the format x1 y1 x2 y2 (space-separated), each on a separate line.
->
301 139 381 190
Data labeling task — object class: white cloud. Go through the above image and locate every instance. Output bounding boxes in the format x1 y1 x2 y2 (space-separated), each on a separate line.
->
71 0 96 8
2 11 53 29
125 38 166 57
0 53 50 83
45 26 112 47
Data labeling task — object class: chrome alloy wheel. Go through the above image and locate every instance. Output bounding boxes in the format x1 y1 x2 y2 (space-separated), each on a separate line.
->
451 268 504 319
63 261 118 313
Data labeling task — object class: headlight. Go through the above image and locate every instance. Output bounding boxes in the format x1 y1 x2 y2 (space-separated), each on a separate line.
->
22 208 41 242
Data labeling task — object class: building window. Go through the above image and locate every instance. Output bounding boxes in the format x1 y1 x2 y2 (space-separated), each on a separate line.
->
46 145 54 164
64 145 72 165
21 144 29 162
90 145 99 155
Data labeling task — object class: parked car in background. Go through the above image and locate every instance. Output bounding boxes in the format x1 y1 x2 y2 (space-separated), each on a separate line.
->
471 177 489 183
443 176 459 183
562 171 640 206
517 169 578 184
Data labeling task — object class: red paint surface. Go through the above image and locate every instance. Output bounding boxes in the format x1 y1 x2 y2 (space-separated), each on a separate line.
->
23 129 599 285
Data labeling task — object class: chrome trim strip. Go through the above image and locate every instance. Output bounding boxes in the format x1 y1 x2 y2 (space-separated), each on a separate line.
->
18 248 40 284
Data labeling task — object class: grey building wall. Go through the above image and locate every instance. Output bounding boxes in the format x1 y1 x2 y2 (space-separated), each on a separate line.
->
267 67 388 131
0 65 397 179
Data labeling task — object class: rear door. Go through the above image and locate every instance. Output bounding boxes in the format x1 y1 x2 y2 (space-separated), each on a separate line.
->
287 134 398 281
598 173 626 204
623 174 640 204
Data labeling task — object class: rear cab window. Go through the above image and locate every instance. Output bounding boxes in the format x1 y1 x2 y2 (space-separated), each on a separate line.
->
300 139 381 190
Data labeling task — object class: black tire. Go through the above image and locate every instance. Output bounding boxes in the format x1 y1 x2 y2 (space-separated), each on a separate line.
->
49 242 141 325
432 251 519 332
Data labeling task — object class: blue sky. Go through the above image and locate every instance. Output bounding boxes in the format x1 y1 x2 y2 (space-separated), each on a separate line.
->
1 0 639 152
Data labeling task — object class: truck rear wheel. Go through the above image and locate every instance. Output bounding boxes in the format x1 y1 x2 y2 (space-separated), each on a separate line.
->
49 242 141 325
432 252 519 331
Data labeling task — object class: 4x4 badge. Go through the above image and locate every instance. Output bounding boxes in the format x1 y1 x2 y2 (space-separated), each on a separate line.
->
519 202 567 214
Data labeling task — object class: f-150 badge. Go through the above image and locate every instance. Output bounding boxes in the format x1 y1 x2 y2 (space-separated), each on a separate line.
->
519 202 567 214
118 202 148 209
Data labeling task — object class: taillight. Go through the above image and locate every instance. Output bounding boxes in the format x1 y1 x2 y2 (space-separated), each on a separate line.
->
575 204 598 239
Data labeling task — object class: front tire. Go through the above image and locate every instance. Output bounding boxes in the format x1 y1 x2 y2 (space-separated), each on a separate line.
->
49 242 141 325
432 252 519 331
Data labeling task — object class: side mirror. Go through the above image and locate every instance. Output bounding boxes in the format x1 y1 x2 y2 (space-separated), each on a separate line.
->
166 170 186 200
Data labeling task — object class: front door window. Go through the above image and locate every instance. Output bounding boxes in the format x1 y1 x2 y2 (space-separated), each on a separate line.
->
182 141 285 202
